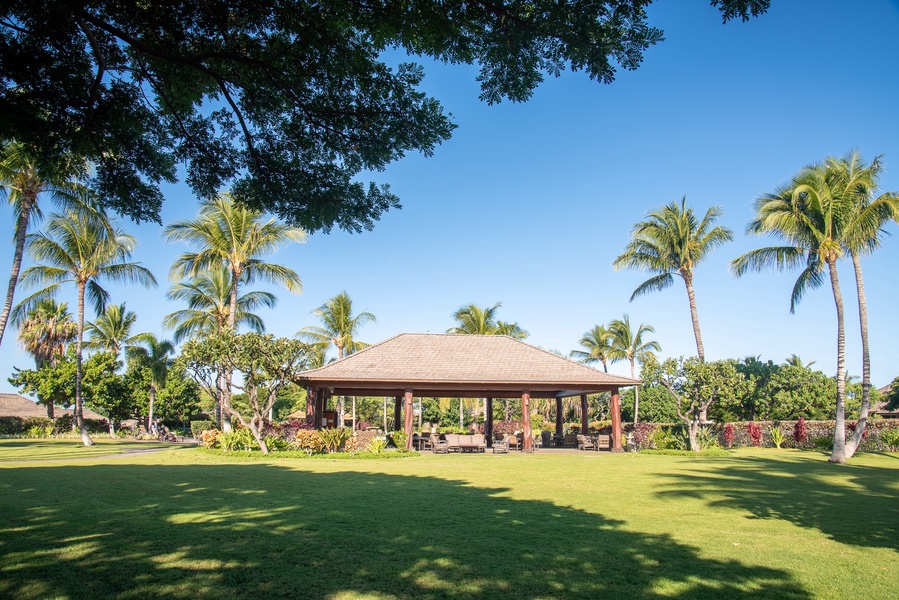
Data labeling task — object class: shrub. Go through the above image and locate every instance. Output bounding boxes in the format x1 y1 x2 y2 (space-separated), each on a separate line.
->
390 431 408 450
54 414 75 433
344 435 363 453
723 423 735 448
768 425 786 449
320 427 352 452
793 417 807 446
218 428 255 451
0 416 26 435
653 427 685 450
631 423 656 447
697 427 720 450
880 428 899 451
190 420 217 439
200 428 220 448
264 435 289 452
746 422 763 447
589 420 612 431
811 435 832 450
291 429 325 455
367 437 387 453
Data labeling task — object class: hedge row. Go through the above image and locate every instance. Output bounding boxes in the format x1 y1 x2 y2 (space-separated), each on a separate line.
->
0 415 109 436
619 419 899 451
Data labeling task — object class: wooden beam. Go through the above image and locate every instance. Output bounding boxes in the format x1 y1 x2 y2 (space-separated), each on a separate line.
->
403 390 414 450
580 394 589 432
610 386 623 452
555 397 563 437
485 397 494 447
305 387 317 427
393 396 402 430
522 390 533 452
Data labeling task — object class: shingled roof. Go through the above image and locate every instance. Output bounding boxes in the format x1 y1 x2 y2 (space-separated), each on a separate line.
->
0 393 107 420
299 333 640 398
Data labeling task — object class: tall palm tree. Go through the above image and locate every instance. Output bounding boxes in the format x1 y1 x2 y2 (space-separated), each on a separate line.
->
14 207 156 445
731 162 852 462
613 197 732 362
609 314 660 424
165 193 305 430
447 302 529 339
298 291 375 427
163 266 275 343
570 325 614 372
126 333 175 434
84 303 138 358
16 299 77 417
828 152 899 458
0 141 93 347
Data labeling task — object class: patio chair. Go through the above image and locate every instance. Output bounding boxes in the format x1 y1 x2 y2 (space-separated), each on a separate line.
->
596 434 611 450
445 433 462 452
507 434 521 451
471 434 487 452
577 434 597 451
431 434 449 454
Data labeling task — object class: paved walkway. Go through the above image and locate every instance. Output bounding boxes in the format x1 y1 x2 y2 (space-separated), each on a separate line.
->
1 445 182 465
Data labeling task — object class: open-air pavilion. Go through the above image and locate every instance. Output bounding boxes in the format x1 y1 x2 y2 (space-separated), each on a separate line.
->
299 333 640 451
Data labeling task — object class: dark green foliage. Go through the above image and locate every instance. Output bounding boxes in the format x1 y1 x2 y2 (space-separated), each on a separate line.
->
0 1 766 229
885 377 899 410
190 421 217 440
0 416 25 434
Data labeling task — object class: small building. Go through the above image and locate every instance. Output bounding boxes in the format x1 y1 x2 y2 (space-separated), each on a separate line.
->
872 384 899 419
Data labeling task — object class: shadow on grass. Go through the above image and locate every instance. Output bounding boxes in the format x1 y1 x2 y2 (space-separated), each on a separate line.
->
655 453 899 552
0 463 810 599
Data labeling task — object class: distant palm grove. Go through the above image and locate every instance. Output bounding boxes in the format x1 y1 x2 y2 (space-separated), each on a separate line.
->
2 145 898 463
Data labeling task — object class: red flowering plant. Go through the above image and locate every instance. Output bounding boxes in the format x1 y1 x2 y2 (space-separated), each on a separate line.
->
723 423 735 448
746 422 762 447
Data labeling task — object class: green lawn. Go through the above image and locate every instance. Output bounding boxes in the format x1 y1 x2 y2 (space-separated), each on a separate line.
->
0 442 896 599
0 438 181 462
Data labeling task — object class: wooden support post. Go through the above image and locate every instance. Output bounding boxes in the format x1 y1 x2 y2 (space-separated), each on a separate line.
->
610 386 623 452
522 391 533 452
485 397 494 447
393 396 402 430
555 397 563 437
580 394 589 432
305 387 317 427
403 390 415 450
316 389 327 429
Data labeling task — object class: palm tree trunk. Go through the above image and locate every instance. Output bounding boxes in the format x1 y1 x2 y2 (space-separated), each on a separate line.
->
845 253 871 459
0 194 34 347
220 269 240 432
75 283 94 446
631 359 639 424
683 274 706 362
827 259 847 464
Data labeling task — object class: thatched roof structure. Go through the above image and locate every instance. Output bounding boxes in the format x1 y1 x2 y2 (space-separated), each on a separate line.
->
0 393 107 420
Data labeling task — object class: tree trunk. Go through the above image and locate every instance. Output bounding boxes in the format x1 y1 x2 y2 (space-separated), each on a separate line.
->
683 273 706 362
631 360 639 424
845 253 871 459
75 283 94 446
218 370 232 431
0 193 34 347
148 383 157 435
688 418 700 452
827 259 847 464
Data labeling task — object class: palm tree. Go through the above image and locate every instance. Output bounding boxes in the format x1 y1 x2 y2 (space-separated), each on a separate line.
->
298 291 375 427
16 299 77 417
126 333 175 434
14 207 156 445
828 152 899 458
447 302 528 339
165 193 305 430
163 266 275 343
613 197 732 362
84 303 138 358
570 325 614 372
784 354 816 369
0 141 93 347
731 162 852 462
609 314 660 424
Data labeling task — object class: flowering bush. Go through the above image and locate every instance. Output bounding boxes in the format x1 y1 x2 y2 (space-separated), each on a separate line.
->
320 427 352 452
200 428 220 448
746 422 763 447
793 417 807 445
723 423 735 448
291 429 325 455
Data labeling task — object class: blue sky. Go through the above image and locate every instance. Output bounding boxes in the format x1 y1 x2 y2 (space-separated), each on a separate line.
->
2 0 898 392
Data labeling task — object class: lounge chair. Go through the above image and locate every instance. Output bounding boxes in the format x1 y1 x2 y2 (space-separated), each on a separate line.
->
470 434 487 452
596 434 611 450
492 438 508 453
445 433 461 452
507 434 521 451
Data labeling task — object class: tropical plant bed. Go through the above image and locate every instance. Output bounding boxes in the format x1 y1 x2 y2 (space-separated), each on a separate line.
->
198 447 419 460
0 442 896 599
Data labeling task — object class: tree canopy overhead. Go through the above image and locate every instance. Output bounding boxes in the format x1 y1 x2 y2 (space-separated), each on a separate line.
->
0 1 768 231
